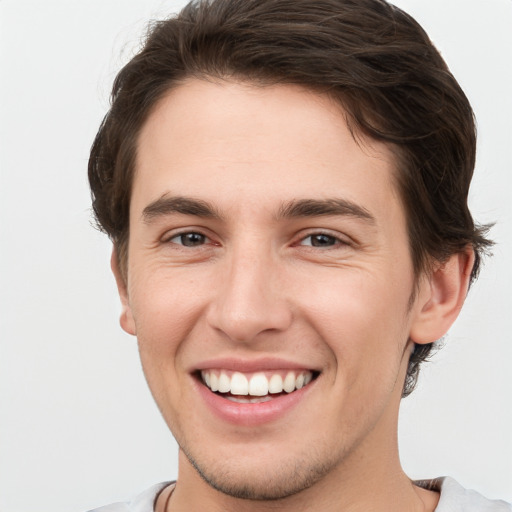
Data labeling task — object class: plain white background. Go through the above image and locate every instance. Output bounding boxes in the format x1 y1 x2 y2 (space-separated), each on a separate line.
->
0 1 511 510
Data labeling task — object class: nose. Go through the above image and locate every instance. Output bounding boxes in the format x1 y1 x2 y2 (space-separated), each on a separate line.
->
206 244 293 343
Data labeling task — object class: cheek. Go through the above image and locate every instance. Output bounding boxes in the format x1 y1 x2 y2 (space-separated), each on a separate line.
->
128 267 210 370
130 278 200 420
130 260 206 322
296 267 412 378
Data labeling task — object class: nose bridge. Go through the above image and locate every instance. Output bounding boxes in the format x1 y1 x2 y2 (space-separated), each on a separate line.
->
207 238 291 342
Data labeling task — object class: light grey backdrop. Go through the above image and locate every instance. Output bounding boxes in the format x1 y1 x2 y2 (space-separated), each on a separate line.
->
0 1 511 511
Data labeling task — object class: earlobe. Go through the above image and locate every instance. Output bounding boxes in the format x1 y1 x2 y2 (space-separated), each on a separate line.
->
409 247 475 344
110 248 137 336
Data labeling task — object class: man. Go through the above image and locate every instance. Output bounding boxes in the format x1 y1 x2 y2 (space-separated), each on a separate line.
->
87 0 510 510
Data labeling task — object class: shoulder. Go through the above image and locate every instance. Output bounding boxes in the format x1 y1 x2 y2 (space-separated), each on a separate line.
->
426 477 512 511
86 482 171 512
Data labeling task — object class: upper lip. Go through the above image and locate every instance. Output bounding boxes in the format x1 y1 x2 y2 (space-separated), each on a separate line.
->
192 357 320 373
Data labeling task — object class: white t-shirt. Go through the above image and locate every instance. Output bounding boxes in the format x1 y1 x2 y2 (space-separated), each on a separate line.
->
423 478 511 511
87 478 512 511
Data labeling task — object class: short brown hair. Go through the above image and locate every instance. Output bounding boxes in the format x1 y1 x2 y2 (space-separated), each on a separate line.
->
88 0 492 396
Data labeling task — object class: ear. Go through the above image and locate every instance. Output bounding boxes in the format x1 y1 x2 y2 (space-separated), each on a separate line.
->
409 247 475 344
111 248 136 336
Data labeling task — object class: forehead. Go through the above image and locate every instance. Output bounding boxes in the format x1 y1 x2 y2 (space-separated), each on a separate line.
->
133 79 401 220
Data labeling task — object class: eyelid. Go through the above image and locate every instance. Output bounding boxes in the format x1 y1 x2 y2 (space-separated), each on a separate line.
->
161 228 214 245
171 233 208 245
295 229 352 248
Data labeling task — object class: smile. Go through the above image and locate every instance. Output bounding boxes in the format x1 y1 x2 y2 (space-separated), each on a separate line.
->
200 369 315 403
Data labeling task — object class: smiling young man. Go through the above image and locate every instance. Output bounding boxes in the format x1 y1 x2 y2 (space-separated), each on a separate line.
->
87 1 510 511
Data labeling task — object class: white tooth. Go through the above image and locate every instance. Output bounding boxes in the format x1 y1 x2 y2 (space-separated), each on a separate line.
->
218 371 231 393
227 395 273 404
268 374 283 394
202 371 211 388
250 395 272 403
249 373 269 396
283 371 296 393
210 372 219 392
296 373 305 389
304 372 313 385
230 372 249 395
226 396 251 403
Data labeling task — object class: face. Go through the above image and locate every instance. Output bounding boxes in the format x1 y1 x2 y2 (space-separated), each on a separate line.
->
120 79 427 499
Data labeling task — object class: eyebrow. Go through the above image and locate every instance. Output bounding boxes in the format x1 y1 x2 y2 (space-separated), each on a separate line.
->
276 198 375 224
141 195 375 225
142 195 222 222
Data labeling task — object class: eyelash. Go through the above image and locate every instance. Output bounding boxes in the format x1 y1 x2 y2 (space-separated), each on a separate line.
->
296 231 350 250
163 230 349 250
166 231 213 247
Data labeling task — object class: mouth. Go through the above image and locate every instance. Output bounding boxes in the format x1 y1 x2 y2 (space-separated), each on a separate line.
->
198 369 319 404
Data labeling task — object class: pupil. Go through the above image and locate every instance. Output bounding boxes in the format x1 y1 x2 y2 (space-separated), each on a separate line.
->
182 233 205 246
312 234 334 247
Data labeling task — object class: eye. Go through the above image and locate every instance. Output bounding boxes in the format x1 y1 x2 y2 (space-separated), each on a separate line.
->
169 232 208 247
299 233 344 248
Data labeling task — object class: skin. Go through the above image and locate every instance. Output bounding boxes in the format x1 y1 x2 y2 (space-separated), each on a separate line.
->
112 79 474 511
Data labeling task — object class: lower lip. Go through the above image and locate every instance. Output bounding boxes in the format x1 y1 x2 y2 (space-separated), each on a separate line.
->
194 377 315 426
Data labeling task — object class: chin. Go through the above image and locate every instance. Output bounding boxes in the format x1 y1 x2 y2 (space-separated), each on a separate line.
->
182 443 338 501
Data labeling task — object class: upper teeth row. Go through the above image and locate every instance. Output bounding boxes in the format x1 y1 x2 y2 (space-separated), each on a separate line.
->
201 370 313 396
